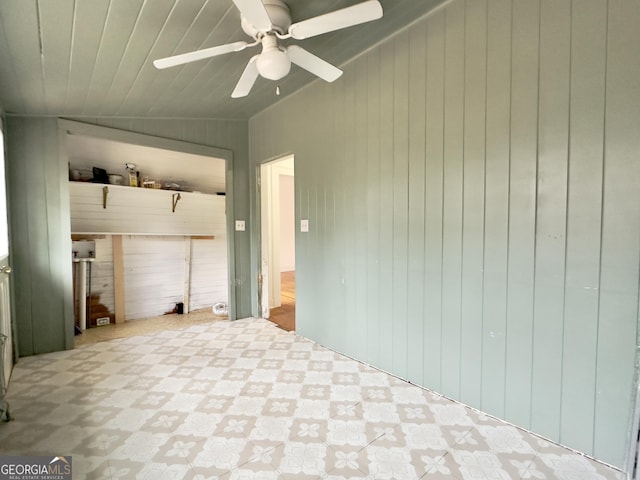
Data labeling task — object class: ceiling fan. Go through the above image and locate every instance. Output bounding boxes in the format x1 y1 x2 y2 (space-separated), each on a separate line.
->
153 0 383 98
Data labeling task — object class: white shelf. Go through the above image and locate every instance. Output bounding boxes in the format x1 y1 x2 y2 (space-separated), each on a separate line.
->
69 182 226 236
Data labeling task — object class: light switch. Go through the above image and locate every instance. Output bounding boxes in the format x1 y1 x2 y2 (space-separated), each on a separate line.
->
300 219 309 233
235 220 246 231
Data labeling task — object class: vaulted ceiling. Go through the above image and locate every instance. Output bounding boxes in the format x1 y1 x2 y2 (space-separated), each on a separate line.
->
0 0 446 119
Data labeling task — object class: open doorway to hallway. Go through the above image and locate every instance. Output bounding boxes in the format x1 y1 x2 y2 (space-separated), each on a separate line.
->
260 156 295 331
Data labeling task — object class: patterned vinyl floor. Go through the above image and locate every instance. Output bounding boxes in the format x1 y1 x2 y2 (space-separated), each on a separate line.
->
0 318 624 479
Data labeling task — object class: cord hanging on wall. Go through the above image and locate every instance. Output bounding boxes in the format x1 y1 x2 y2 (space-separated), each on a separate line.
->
172 193 181 213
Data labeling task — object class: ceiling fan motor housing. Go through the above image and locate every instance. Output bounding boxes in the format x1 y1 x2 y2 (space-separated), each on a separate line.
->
241 0 292 38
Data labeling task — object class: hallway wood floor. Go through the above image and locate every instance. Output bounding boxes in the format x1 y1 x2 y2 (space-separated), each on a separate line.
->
269 270 295 331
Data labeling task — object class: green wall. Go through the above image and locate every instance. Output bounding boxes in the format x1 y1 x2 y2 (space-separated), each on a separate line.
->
5 116 251 357
5 118 75 356
249 0 640 468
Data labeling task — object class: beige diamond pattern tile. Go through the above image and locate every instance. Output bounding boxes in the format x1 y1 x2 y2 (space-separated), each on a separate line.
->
274 440 328 479
0 317 625 480
325 444 371 478
249 415 293 443
365 445 419 480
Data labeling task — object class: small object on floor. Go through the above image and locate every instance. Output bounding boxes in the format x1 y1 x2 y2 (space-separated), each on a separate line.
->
1 401 12 422
74 325 82 335
213 302 228 316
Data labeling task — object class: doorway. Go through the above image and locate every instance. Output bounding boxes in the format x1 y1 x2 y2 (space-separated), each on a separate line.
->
260 155 295 331
60 120 236 345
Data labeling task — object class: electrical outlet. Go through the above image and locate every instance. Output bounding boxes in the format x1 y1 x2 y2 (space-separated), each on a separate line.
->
96 317 110 326
235 220 246 231
301 219 309 233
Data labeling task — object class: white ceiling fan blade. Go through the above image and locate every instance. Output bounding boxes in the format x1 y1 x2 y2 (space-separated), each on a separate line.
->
154 41 249 69
287 45 343 82
232 0 272 30
288 0 383 40
232 55 260 98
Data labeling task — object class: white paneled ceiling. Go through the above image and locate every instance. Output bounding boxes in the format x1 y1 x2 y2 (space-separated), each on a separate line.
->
0 0 446 119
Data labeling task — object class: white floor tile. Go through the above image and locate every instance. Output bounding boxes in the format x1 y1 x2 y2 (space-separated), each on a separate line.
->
0 318 624 480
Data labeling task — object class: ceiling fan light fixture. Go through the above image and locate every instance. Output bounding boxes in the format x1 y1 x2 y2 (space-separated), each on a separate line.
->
257 35 291 80
257 48 291 80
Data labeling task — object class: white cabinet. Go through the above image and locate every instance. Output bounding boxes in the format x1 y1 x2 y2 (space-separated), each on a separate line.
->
69 182 225 235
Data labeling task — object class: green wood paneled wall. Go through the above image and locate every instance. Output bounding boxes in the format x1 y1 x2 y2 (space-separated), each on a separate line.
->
5 116 251 357
249 0 640 468
5 117 75 357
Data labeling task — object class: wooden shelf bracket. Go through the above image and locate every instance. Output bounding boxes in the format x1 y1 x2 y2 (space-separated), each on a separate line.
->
172 192 181 213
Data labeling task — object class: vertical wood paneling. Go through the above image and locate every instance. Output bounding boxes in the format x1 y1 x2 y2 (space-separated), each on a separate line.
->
249 0 640 468
349 56 369 361
226 120 251 320
530 0 570 441
440 0 465 399
28 120 55 354
560 0 606 454
423 9 446 391
481 0 511 419
377 39 395 374
504 0 539 427
460 0 487 407
292 96 314 340
365 48 381 368
331 61 349 354
6 117 74 355
392 31 410 379
406 21 427 385
7 119 34 356
299 85 330 342
48 121 74 348
595 0 640 465
318 83 335 344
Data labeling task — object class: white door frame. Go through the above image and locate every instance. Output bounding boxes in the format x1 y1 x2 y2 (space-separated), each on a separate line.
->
258 155 294 318
0 119 14 390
